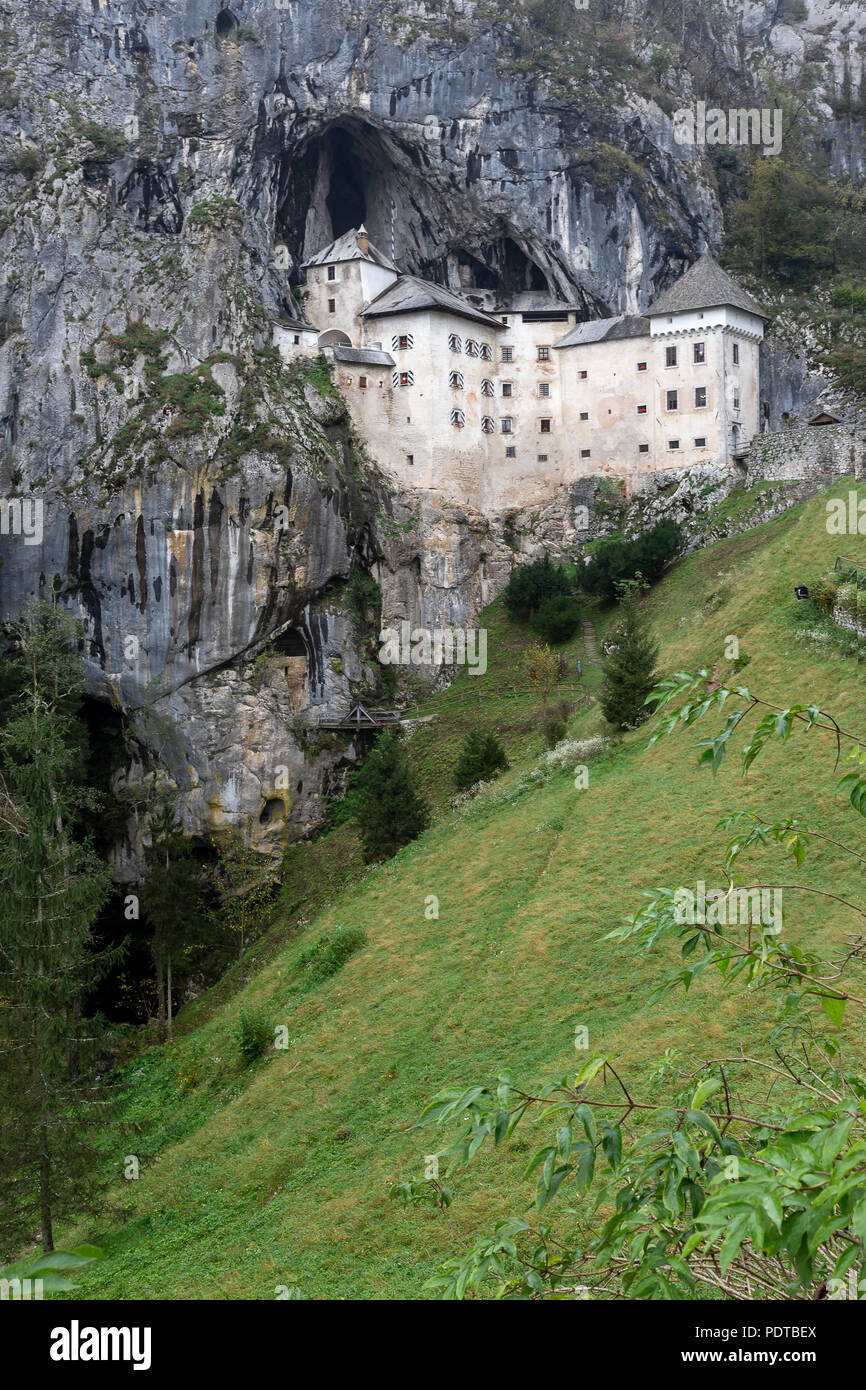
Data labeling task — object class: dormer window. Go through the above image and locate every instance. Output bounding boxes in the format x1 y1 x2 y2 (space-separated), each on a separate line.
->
449 370 464 389
481 378 494 397
448 333 462 353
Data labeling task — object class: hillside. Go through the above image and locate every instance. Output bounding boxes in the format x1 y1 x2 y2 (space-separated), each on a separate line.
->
65 479 866 1301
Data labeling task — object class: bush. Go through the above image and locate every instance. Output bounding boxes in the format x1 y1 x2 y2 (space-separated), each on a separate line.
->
581 520 683 600
811 575 838 614
237 1009 271 1066
298 925 367 985
352 728 430 863
454 729 509 790
521 641 561 700
543 717 567 748
531 595 581 644
503 555 572 621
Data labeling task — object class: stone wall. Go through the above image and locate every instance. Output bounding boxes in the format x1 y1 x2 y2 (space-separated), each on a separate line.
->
744 424 866 486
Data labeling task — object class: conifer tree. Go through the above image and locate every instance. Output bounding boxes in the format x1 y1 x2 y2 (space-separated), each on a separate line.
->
600 581 659 731
0 602 116 1255
352 728 430 863
141 804 207 1041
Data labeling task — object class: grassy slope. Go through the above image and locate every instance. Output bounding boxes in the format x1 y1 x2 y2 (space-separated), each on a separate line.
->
73 479 866 1300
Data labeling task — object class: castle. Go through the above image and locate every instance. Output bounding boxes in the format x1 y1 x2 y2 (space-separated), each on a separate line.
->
273 228 768 511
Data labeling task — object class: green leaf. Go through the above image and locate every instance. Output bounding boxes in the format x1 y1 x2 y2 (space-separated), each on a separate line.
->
821 994 846 1027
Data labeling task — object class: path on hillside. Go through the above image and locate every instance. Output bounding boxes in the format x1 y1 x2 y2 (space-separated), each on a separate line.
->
581 615 602 667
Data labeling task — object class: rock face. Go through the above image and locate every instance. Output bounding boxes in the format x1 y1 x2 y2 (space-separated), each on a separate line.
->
0 0 862 864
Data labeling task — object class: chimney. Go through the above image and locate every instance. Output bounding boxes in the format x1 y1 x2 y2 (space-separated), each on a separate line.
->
356 225 369 256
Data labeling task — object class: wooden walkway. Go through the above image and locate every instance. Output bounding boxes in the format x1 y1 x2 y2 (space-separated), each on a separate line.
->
317 702 402 731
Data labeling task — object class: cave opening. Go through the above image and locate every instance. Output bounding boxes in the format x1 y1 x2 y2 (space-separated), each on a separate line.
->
325 127 368 237
215 8 238 37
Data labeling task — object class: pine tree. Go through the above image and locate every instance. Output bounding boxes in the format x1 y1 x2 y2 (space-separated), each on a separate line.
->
0 602 116 1255
600 583 659 731
141 804 207 1041
352 728 430 863
454 728 509 790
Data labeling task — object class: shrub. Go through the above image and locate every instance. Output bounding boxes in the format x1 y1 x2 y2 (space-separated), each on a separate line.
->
454 728 509 790
531 595 581 644
543 717 567 748
581 520 683 600
237 1009 271 1066
503 555 572 621
811 575 838 614
298 925 367 985
521 641 560 700
352 728 430 863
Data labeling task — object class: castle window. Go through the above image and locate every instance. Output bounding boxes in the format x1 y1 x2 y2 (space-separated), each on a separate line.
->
537 454 548 462
327 265 336 281
638 443 649 453
501 417 513 433
668 439 680 450
665 346 677 367
732 343 739 365
393 370 414 387
359 375 368 389
449 370 464 389
481 378 494 397
637 361 647 372
579 411 588 421
451 408 465 428
693 342 705 363
406 453 414 466
293 335 300 345
694 386 707 408
392 333 414 351
538 382 550 398
578 370 587 380
480 342 492 361
481 416 495 433
733 392 741 409
501 381 513 397
537 345 550 361
448 333 462 353
637 404 647 415
501 316 509 325
328 299 336 313
506 445 516 457
694 436 707 448
465 338 478 357
501 346 513 362
580 449 590 458
539 418 551 433
666 389 678 411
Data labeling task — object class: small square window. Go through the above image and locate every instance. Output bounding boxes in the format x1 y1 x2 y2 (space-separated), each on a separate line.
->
579 412 588 421
637 361 647 372
668 439 680 450
693 342 705 364
638 443 649 453
501 417 513 433
694 436 706 448
328 298 336 313
539 418 551 433
399 372 410 386
637 404 647 415
694 386 707 408
398 334 410 350
293 334 300 345
665 346 677 367
502 381 513 397
578 369 587 380
359 375 367 389
327 265 336 281
732 343 740 364
537 453 548 462
538 382 550 398
506 445 516 457
501 316 509 325
537 346 550 361
502 347 513 362
666 389 678 411
580 448 591 458
406 453 414 466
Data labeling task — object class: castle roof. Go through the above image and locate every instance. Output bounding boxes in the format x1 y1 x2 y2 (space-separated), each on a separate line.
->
302 226 398 273
362 275 505 329
554 314 650 348
333 345 395 367
647 255 768 320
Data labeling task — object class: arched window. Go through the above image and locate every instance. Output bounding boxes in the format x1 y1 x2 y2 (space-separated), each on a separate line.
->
465 338 478 357
448 333 462 353
451 408 465 428
449 370 464 389
481 416 495 433
481 378 494 397
479 342 492 361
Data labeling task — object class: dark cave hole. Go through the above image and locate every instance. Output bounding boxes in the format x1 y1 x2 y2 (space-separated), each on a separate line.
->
259 797 286 825
215 7 238 37
272 627 307 656
325 127 368 237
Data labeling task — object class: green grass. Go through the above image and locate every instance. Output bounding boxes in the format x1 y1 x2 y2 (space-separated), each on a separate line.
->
68 477 866 1300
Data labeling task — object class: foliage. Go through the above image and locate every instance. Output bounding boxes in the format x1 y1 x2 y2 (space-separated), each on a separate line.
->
141 805 209 1041
0 1245 106 1296
352 729 430 863
213 840 276 966
237 1009 271 1066
600 584 659 731
520 641 561 701
297 925 368 986
346 567 381 624
453 728 510 791
580 520 683 601
530 595 581 645
503 555 572 621
395 671 866 1300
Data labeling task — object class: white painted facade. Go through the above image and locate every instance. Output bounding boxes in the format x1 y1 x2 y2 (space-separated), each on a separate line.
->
282 229 767 510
